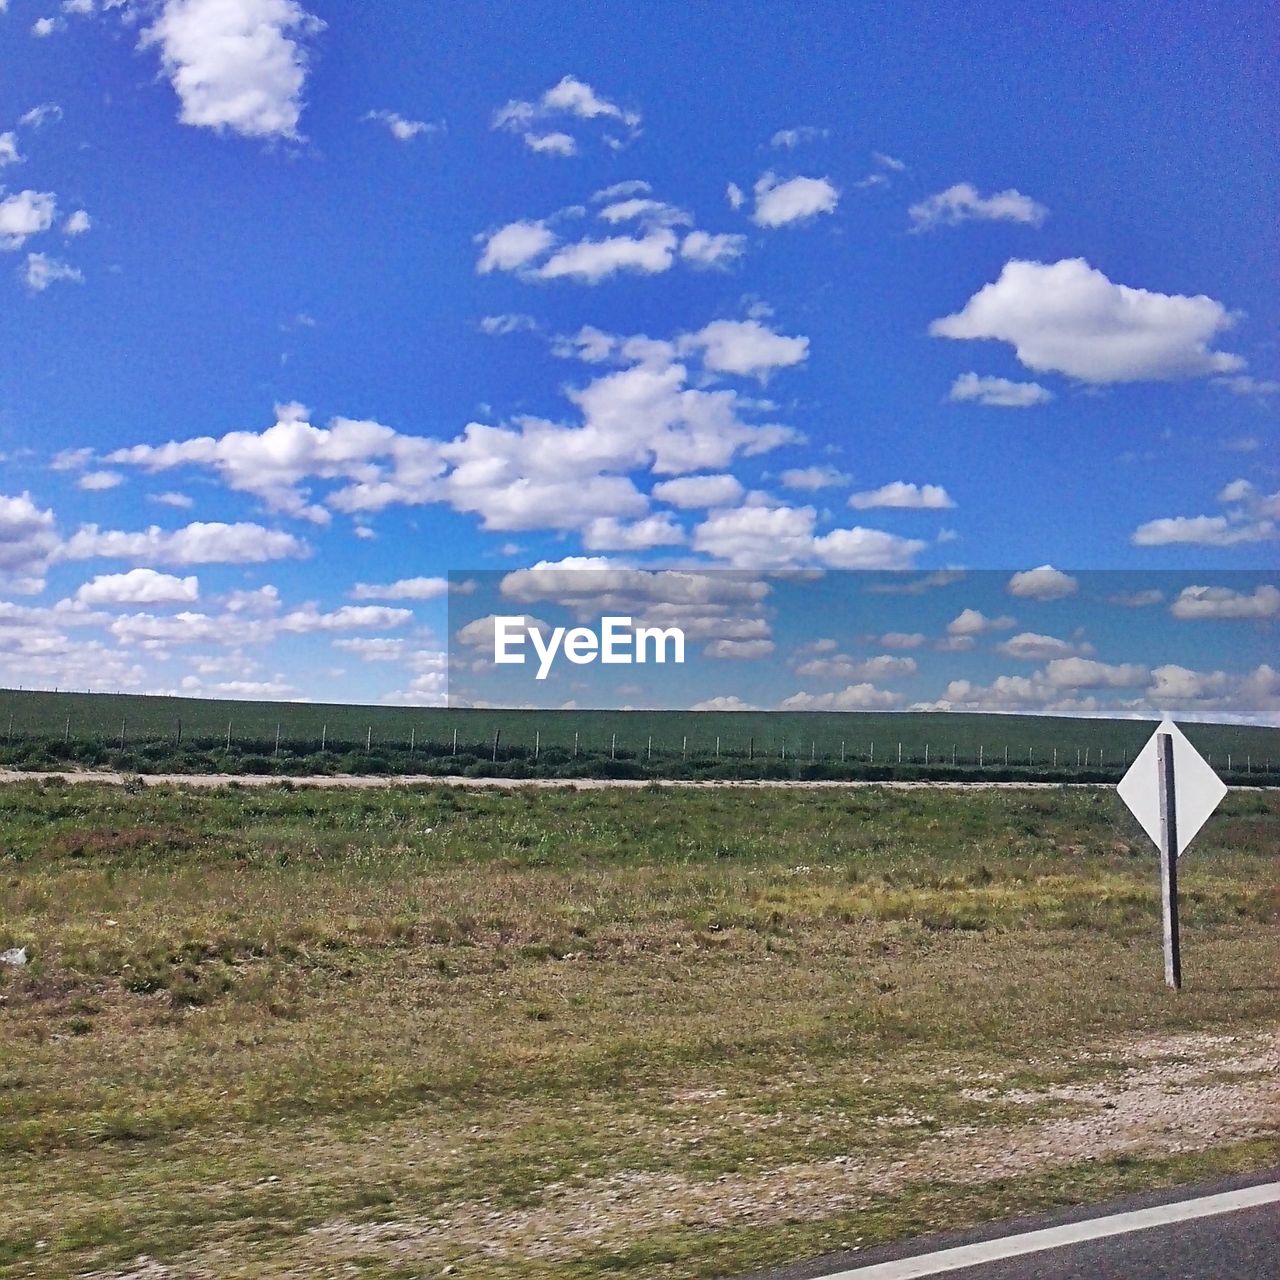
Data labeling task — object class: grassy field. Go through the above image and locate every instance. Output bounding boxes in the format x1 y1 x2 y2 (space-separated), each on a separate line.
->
3 687 1279 784
1 780 1277 1279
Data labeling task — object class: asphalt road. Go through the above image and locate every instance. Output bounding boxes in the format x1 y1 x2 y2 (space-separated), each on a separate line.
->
737 1168 1280 1280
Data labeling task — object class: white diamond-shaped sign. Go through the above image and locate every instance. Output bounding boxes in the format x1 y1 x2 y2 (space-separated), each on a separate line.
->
1117 718 1227 857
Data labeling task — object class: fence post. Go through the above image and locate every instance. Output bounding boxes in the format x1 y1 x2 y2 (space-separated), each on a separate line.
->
750 736 755 762
573 730 578 759
647 735 652 761
366 726 372 751
839 739 845 763
810 740 814 762
64 714 70 744
682 735 687 761
533 729 539 762
120 716 127 750
870 741 874 764
925 743 929 766
716 735 721 761
979 744 984 768
611 732 617 760
897 741 902 764
274 724 281 758
410 727 416 754
227 720 232 750
952 744 956 766
492 729 500 763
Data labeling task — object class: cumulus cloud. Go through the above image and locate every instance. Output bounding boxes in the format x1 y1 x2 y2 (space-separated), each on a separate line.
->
704 638 774 660
726 182 744 210
61 521 309 564
363 110 437 142
1042 657 1148 689
995 631 1094 661
350 576 448 601
0 133 22 168
779 466 850 492
947 608 1015 636
581 513 685 551
1131 514 1275 547
794 653 917 680
21 251 82 292
0 189 57 248
780 683 903 711
77 470 124 491
689 694 758 711
0 491 59 592
680 229 747 269
139 0 325 141
536 228 678 283
692 502 925 569
909 183 1047 231
751 172 839 228
679 318 808 380
848 481 954 510
770 125 827 149
651 473 745 509
931 259 1244 384
63 209 91 235
948 372 1053 407
74 568 199 605
1169 584 1280 621
18 104 63 130
492 74 640 153
475 219 556 274
1007 565 1078 600
524 131 576 156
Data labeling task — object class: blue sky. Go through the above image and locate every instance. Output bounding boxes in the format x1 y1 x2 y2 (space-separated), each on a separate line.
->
0 0 1276 716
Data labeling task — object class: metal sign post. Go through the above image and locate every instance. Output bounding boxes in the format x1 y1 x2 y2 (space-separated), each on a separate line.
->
1118 718 1226 991
1156 733 1181 990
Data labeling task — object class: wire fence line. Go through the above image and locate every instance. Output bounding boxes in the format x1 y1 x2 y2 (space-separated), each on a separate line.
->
2 711 1276 784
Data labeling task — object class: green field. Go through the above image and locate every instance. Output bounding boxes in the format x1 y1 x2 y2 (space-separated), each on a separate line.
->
3 687 1279 783
2 780 1278 1278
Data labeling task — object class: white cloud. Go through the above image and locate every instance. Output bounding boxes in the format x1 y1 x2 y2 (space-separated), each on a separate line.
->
597 198 689 227
0 491 59 592
150 491 194 509
1131 514 1275 547
21 251 82 292
948 372 1053 407
0 189 57 248
350 576 448 601
363 110 436 142
779 465 850 492
476 219 556 274
75 568 200 605
704 638 774 660
679 230 747 269
492 75 639 154
592 180 650 203
1043 657 1147 689
995 632 1094 661
879 631 925 649
931 259 1244 383
848 481 954 510
770 125 827 149
0 133 22 168
794 653 916 680
479 313 537 336
726 182 744 210
332 636 406 661
1214 374 1280 397
1007 565 1078 600
780 683 903 711
63 209 91 235
1109 588 1163 608
947 608 1015 636
689 694 758 711
18 104 63 129
909 182 1047 231
524 131 576 156
871 151 906 172
77 470 124 491
651 473 744 509
61 520 309 564
536 228 678 283
679 318 808 379
692 502 925 569
1169 584 1280 621
139 0 324 141
581 513 685 551
751 172 839 228
32 16 64 36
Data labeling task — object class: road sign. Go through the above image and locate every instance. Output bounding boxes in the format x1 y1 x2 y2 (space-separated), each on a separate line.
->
1117 719 1227 991
1118 718 1226 857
